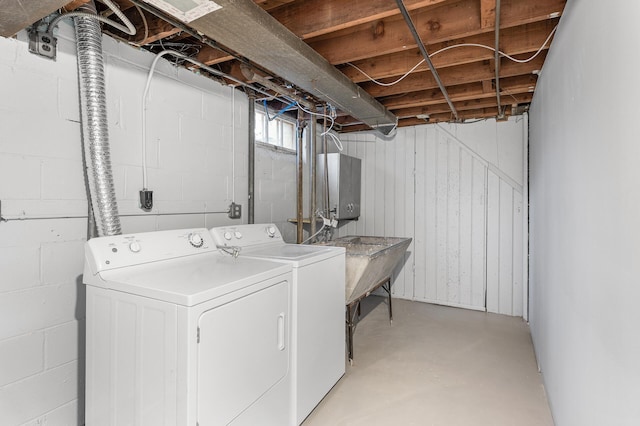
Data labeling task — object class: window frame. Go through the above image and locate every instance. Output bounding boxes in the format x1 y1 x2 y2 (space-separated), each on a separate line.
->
254 105 297 153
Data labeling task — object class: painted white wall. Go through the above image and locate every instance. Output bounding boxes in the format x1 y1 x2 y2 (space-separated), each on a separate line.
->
337 117 526 316
0 23 249 425
254 143 297 242
529 1 640 425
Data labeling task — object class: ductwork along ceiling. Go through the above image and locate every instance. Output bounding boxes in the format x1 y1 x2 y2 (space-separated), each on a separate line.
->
2 0 567 133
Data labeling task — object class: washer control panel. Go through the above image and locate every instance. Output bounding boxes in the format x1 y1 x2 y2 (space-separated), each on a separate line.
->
85 228 214 273
210 224 283 248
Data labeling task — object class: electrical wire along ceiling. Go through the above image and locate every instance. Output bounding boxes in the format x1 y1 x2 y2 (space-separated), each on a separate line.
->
2 0 566 132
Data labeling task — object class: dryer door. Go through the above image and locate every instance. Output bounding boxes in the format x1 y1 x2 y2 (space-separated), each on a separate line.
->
197 279 289 425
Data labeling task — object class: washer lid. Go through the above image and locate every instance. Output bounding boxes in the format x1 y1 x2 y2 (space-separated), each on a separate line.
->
242 244 345 267
89 252 291 306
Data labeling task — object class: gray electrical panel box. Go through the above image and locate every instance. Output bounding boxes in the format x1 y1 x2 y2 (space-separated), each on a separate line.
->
317 153 361 220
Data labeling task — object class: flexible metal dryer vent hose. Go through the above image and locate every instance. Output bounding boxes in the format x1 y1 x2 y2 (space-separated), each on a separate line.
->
74 1 122 236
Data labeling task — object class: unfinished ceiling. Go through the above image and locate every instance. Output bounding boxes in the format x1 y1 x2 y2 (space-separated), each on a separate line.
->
1 0 566 132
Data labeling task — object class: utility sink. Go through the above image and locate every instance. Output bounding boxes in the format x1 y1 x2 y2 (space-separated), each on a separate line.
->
317 235 412 361
317 236 412 305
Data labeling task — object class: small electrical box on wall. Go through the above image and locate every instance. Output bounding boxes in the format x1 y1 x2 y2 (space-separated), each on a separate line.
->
317 153 361 220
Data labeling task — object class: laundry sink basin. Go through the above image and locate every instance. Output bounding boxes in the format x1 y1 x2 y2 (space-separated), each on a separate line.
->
317 236 412 305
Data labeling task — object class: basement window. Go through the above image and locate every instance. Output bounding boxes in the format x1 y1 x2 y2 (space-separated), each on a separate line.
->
255 108 296 151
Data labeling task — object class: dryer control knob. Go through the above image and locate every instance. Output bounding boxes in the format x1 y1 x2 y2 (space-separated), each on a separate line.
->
266 226 277 237
188 233 204 248
224 231 233 241
129 241 141 253
234 231 243 239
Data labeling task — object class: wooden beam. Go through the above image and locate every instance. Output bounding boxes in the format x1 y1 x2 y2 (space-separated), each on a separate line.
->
113 9 181 44
361 51 545 97
253 0 297 11
269 0 449 40
197 46 235 65
63 0 91 12
392 92 532 118
341 107 514 132
381 73 537 110
309 0 565 64
0 0 70 37
337 91 532 125
426 107 512 123
340 19 558 82
480 0 496 29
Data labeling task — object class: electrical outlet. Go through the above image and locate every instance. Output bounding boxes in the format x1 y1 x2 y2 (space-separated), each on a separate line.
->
28 28 57 60
228 202 241 219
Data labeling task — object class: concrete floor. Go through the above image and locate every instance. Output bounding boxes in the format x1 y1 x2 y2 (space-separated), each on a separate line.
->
303 297 554 426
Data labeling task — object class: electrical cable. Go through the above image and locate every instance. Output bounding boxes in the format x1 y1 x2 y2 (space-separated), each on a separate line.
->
131 3 148 45
348 25 558 87
263 99 297 121
47 0 136 36
302 224 326 244
295 102 344 151
141 49 294 190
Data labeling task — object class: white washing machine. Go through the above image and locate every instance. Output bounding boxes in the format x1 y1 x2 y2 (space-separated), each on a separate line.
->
210 224 346 425
83 228 294 426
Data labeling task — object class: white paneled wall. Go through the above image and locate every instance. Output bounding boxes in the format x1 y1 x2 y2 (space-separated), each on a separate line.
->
0 23 247 425
337 118 526 316
337 130 415 298
415 128 487 310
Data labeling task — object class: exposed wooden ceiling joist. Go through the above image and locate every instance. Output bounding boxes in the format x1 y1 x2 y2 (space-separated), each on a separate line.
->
308 0 564 65
2 0 564 130
340 19 557 83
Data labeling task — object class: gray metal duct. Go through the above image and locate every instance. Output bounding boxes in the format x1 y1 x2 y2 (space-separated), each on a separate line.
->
75 2 122 236
178 0 398 135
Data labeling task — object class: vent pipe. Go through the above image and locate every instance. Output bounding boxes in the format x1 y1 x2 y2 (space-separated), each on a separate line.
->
74 2 122 236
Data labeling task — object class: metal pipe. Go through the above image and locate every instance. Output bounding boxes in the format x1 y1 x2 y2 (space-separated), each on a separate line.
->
248 90 256 224
394 0 459 121
48 0 136 37
309 115 317 240
75 1 122 237
0 210 231 222
296 109 305 244
495 0 504 118
322 105 330 219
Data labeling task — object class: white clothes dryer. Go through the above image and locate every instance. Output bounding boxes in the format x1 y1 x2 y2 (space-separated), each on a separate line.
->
83 228 294 426
210 224 346 425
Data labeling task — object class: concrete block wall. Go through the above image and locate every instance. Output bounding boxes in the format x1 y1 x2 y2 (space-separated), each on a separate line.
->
0 21 248 425
254 143 297 242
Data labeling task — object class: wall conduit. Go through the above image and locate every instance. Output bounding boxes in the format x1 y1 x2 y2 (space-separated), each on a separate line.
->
395 0 459 121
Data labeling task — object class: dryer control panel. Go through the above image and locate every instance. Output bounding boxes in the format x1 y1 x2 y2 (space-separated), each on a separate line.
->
210 224 283 249
85 228 215 274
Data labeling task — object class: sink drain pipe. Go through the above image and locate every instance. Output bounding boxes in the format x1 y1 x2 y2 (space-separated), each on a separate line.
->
74 1 123 237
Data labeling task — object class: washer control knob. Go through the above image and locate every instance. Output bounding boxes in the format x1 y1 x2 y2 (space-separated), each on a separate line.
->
129 241 141 253
188 233 204 248
224 231 233 241
234 231 243 239
266 226 277 238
